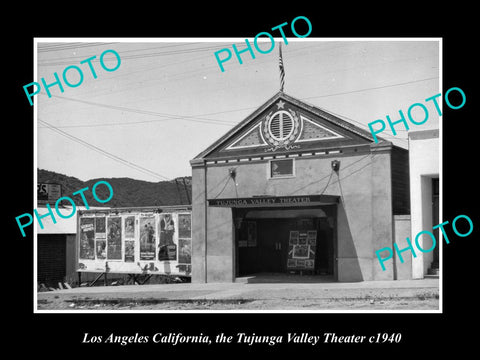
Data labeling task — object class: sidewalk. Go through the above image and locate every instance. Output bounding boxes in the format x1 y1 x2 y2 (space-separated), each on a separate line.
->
36 277 440 311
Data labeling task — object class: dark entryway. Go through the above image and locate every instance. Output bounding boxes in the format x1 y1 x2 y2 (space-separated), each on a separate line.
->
235 207 335 278
430 177 439 274
38 234 66 287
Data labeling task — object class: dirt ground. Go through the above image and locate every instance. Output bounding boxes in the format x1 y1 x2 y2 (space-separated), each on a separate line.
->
37 295 439 311
36 277 440 311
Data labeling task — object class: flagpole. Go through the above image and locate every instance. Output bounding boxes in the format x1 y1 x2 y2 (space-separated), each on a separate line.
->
279 42 285 92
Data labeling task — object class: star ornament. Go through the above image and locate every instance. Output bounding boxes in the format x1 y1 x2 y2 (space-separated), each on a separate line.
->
276 100 285 109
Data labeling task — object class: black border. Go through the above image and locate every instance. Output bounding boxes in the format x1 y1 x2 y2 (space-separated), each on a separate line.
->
8 5 477 355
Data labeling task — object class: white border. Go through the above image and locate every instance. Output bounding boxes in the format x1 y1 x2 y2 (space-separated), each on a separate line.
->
33 37 442 314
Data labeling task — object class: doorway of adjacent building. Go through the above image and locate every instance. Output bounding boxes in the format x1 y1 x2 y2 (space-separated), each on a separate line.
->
234 207 335 279
430 177 439 274
38 234 66 287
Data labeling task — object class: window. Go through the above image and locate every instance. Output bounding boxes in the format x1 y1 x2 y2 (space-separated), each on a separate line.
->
269 158 295 178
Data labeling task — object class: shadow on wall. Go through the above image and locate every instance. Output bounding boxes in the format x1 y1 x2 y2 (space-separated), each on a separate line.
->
336 201 363 282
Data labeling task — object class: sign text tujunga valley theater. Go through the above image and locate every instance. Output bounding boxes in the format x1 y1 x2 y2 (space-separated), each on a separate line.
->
207 195 338 207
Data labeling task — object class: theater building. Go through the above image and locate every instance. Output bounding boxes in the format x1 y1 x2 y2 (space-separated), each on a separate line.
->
190 91 409 283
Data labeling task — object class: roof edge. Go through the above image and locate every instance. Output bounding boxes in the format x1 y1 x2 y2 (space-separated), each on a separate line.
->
192 91 284 160
192 91 383 161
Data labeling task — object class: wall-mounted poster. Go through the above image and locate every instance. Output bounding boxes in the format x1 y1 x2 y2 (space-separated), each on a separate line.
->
296 259 306 268
167 245 177 260
287 259 296 267
125 216 135 238
292 244 309 259
96 239 106 259
107 217 122 260
95 216 106 238
77 208 193 276
178 239 191 264
124 240 135 262
140 216 156 260
79 218 95 259
178 213 191 238
158 214 176 261
287 230 317 269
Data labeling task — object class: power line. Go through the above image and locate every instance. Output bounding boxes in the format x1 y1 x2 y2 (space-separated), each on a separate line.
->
302 76 438 101
38 118 171 181
38 94 237 128
38 42 118 52
37 43 316 101
38 42 194 53
44 51 218 99
38 73 437 133
317 105 409 142
37 44 240 66
288 153 373 195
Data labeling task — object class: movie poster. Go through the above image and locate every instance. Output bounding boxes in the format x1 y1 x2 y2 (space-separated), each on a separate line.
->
124 240 135 262
107 217 122 260
124 216 135 238
96 239 106 259
293 244 309 258
79 217 95 259
140 216 156 260
94 216 106 238
178 213 191 238
288 230 317 269
178 239 191 264
158 213 176 261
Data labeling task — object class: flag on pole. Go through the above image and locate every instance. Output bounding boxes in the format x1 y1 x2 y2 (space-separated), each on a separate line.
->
279 43 285 92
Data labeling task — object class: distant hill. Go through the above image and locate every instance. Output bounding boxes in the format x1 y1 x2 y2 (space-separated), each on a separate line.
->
37 169 191 207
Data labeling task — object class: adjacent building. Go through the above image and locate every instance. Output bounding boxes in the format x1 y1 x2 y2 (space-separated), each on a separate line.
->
408 129 440 278
37 205 88 287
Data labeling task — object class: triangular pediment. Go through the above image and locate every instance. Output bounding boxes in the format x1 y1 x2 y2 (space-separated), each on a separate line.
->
225 122 268 150
194 92 377 160
296 115 343 142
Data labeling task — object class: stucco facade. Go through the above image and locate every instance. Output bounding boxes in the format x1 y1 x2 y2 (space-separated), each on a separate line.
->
190 92 409 283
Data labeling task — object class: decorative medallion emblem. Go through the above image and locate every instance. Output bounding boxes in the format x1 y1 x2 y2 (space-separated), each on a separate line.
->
263 106 301 152
223 100 345 153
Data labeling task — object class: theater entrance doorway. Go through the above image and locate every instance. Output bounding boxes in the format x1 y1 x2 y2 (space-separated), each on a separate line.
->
234 206 336 280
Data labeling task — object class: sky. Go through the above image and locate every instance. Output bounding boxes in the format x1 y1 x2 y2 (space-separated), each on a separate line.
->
35 38 440 182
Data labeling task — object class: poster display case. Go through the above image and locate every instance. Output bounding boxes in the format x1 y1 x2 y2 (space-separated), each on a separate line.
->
287 230 316 270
